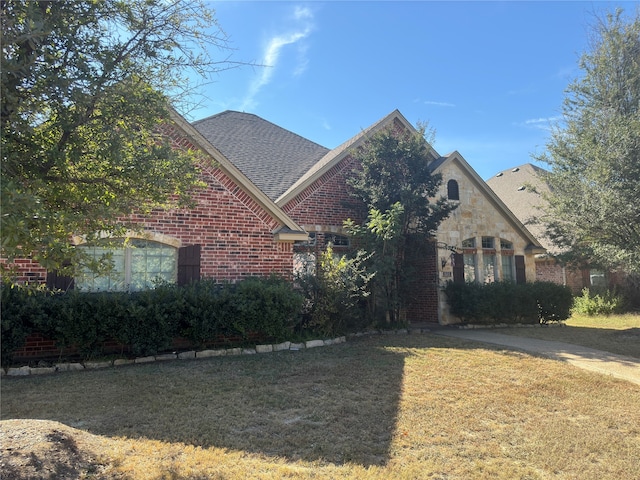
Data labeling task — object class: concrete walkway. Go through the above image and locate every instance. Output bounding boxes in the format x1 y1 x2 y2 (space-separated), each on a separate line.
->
431 328 640 386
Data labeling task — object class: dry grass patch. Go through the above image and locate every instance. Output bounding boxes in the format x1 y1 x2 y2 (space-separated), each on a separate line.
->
2 334 639 479
499 313 640 358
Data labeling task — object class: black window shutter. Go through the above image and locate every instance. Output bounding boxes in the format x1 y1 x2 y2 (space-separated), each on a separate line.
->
452 253 464 284
515 255 526 285
178 244 201 285
46 269 74 291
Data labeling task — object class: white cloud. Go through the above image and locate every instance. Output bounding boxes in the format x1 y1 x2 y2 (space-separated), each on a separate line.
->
240 6 314 110
424 100 456 108
519 116 562 131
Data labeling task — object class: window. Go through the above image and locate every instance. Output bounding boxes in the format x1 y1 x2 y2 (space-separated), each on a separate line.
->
76 239 177 291
300 232 317 247
590 270 606 287
500 239 513 250
325 233 350 247
462 238 476 248
463 254 476 282
481 237 495 249
501 255 514 282
482 254 496 283
447 179 460 200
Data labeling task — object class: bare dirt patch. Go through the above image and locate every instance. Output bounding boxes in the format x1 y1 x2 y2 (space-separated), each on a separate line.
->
0 419 112 480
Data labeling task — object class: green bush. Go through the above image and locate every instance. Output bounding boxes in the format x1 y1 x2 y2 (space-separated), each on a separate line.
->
0 284 51 366
0 276 305 366
444 281 572 325
531 282 573 323
177 279 233 347
295 248 372 336
572 288 627 316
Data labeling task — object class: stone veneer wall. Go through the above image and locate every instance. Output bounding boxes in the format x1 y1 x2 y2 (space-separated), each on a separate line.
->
434 158 539 324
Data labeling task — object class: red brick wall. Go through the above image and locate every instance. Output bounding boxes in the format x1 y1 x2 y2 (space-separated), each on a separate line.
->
283 155 365 227
128 164 293 281
535 259 565 286
406 239 439 323
283 154 439 323
2 120 295 285
1 258 47 285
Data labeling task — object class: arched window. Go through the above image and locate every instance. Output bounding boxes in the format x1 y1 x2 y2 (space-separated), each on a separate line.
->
447 179 460 200
75 238 178 291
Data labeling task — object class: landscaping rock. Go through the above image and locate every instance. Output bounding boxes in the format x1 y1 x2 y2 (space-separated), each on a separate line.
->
134 356 155 364
84 361 112 370
242 348 257 355
226 348 242 356
306 339 324 348
56 363 84 372
7 366 31 376
256 344 273 353
273 341 291 351
197 349 226 358
113 359 135 366
289 342 305 350
177 351 196 360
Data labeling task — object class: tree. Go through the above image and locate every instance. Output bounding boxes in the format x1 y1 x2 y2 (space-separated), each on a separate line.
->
536 9 640 276
1 0 240 277
345 124 456 324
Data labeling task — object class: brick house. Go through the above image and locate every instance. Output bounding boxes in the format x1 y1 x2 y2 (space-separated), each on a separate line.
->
6 108 547 324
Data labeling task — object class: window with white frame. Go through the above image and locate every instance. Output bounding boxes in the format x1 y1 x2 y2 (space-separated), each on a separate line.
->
75 239 177 291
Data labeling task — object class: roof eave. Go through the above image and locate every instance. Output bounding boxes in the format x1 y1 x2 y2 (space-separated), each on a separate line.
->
167 108 306 235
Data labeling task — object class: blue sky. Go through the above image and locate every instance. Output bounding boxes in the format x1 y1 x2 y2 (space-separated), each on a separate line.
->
187 1 629 180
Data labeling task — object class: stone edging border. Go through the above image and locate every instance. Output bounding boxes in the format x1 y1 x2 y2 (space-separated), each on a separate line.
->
1 322 565 377
2 336 348 377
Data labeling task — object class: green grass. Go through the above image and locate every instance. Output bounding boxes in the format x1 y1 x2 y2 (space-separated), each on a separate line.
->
500 313 640 358
2 333 639 479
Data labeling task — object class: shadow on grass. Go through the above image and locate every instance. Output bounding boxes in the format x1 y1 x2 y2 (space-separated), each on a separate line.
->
3 334 453 467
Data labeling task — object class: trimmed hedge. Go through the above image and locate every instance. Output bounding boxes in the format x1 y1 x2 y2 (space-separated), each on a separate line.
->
1 277 303 367
443 281 573 325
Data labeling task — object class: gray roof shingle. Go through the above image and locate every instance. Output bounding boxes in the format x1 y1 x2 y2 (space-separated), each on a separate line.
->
486 163 555 252
192 111 330 201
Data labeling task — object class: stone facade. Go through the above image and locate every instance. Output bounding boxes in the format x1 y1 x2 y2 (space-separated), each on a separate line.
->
432 154 543 324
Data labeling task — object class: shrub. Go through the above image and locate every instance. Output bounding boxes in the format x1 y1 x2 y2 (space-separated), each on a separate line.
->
443 281 572 325
295 248 372 336
0 276 305 366
0 284 51 367
532 282 573 323
177 279 234 347
231 276 303 341
572 288 627 316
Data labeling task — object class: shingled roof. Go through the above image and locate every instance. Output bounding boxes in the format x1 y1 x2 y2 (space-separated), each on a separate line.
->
192 111 330 201
486 163 555 252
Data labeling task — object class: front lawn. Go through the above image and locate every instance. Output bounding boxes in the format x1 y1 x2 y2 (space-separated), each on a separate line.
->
2 333 638 479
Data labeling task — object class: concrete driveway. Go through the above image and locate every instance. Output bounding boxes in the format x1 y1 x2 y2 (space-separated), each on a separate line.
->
431 328 640 386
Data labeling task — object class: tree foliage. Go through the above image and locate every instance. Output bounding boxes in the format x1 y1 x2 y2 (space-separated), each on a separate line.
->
1 0 239 276
345 124 456 324
536 8 640 275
